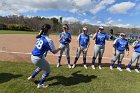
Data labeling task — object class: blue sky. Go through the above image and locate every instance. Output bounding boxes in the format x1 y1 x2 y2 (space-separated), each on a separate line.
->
0 0 140 28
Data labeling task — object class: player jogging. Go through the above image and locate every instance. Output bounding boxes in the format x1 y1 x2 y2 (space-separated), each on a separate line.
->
27 24 61 88
91 26 109 70
126 37 140 73
72 27 90 69
57 24 72 68
110 33 129 71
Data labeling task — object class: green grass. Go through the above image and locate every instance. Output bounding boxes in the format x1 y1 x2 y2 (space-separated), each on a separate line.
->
0 61 140 93
0 30 38 34
0 30 60 35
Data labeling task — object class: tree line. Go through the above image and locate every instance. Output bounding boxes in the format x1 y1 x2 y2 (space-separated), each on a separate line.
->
0 15 140 35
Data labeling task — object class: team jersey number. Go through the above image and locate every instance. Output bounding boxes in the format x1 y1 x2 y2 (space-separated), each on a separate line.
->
36 40 43 49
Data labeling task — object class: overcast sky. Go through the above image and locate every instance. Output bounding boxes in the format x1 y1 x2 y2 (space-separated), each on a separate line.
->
0 0 140 28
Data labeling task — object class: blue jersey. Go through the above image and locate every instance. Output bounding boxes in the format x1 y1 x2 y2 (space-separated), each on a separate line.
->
78 33 90 47
95 33 109 45
32 35 56 58
114 38 128 51
133 41 140 53
59 32 71 45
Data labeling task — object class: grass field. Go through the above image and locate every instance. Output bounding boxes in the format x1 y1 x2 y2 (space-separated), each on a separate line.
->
0 61 140 93
0 30 38 34
0 30 61 35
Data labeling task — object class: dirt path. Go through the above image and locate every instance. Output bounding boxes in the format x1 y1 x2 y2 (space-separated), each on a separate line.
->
0 34 134 65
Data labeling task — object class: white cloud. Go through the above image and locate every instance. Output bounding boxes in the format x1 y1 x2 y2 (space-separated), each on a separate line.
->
117 19 122 22
63 17 80 23
90 0 116 14
81 19 90 24
96 21 102 25
107 17 112 21
108 2 136 14
0 0 116 16
130 4 140 16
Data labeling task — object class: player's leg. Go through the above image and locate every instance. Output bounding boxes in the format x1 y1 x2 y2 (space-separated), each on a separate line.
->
72 47 82 68
83 49 88 69
134 54 140 73
57 44 65 67
126 52 139 72
28 67 42 81
98 45 105 69
91 45 100 69
65 44 71 68
37 59 51 88
110 50 119 70
117 52 124 71
28 55 42 81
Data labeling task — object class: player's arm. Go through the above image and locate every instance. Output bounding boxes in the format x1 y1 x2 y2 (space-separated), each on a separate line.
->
106 34 110 40
132 41 139 48
87 42 90 48
93 33 97 40
87 36 90 48
48 40 61 54
52 48 61 54
77 34 81 47
93 29 99 40
113 44 116 55
66 33 72 43
59 33 66 42
125 41 130 56
59 33 63 41
126 40 129 51
113 39 118 55
126 46 129 51
85 36 90 51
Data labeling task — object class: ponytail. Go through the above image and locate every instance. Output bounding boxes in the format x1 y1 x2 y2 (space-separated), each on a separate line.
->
36 30 44 38
36 24 51 38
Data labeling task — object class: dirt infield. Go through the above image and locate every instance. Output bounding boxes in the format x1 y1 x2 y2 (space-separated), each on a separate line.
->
0 34 134 65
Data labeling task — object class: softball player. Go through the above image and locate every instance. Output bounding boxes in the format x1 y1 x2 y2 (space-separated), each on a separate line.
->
110 33 129 71
126 37 140 73
27 24 61 88
72 27 90 69
57 24 72 68
91 26 109 69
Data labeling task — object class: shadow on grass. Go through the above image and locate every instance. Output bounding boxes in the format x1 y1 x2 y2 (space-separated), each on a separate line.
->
46 71 97 86
76 63 126 69
0 73 23 84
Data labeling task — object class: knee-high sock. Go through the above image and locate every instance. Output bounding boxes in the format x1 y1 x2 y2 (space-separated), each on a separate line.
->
40 72 49 85
83 58 86 65
92 57 96 65
58 56 61 64
135 63 139 69
98 58 102 66
31 67 41 78
67 57 70 64
118 61 121 67
110 60 115 67
74 57 78 64
127 63 131 68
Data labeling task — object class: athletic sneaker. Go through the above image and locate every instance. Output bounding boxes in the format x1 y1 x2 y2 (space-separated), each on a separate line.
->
37 84 49 89
84 65 88 69
57 63 60 68
68 64 71 68
110 66 113 70
117 67 122 71
135 69 139 73
72 64 76 68
126 68 131 72
27 76 34 81
91 65 95 69
98 65 102 70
